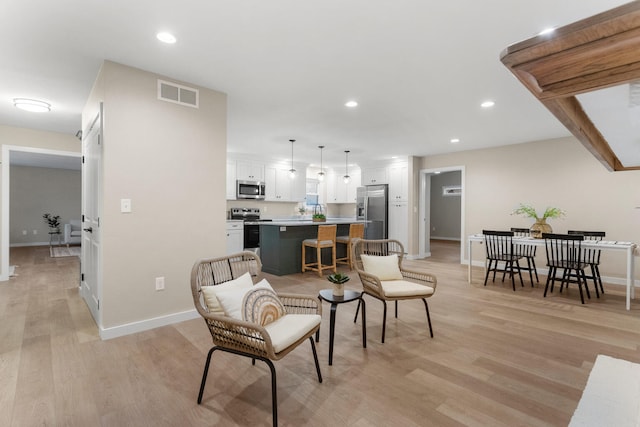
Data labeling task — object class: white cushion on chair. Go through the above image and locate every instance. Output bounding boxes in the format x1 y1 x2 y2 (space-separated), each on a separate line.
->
264 314 321 353
361 254 403 280
380 280 434 297
201 272 253 317
303 238 334 246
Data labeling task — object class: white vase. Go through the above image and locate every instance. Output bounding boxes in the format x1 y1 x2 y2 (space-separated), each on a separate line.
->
332 283 344 297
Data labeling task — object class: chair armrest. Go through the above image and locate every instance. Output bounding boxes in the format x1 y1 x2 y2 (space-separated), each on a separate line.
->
201 312 277 359
278 293 321 315
355 270 384 297
400 267 438 290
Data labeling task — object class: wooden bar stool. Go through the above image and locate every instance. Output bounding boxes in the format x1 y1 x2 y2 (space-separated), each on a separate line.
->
336 223 364 270
302 225 337 277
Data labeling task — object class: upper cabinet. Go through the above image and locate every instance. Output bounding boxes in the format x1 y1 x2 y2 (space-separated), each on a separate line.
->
265 164 306 202
388 162 408 202
236 160 265 181
226 160 237 200
361 167 388 185
326 170 361 204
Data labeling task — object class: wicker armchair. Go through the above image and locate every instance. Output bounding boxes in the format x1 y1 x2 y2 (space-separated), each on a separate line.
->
190 251 323 427
351 239 437 343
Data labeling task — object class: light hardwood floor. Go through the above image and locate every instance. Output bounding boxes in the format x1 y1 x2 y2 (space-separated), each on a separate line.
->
2 243 640 426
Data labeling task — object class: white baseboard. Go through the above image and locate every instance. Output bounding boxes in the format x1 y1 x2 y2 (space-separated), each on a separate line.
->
463 260 640 287
99 309 201 340
10 242 49 247
430 236 461 241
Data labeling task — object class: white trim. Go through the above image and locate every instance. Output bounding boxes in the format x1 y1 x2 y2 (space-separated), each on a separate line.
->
10 242 49 247
99 309 200 340
1 145 81 282
430 236 461 241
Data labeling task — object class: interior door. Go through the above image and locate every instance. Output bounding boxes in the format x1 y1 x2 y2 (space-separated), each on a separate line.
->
81 106 102 325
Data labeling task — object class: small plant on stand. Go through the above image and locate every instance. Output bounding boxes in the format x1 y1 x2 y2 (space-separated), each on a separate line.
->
328 273 349 296
43 213 61 232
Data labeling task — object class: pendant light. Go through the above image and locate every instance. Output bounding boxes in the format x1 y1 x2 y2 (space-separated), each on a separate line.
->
343 150 351 184
288 139 296 179
317 145 325 182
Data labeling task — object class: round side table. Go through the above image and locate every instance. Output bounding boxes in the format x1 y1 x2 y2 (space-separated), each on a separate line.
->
318 289 366 365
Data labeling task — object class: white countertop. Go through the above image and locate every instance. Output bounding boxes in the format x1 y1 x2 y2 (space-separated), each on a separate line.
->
260 219 364 226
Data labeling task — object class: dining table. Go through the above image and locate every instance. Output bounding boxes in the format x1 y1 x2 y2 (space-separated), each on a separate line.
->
467 234 637 310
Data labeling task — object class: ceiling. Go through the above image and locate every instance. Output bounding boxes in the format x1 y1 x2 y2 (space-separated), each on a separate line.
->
0 0 631 170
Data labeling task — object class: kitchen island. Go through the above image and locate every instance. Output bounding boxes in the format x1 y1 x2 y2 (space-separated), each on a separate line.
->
259 219 365 276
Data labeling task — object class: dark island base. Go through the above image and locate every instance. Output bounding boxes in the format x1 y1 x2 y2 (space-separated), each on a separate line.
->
260 223 352 276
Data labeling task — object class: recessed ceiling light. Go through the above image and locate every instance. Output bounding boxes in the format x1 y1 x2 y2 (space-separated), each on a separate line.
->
538 27 555 36
345 100 358 108
450 138 460 143
157 32 176 44
13 98 50 112
481 100 495 108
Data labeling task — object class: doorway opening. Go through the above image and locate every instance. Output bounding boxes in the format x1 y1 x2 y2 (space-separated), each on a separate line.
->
1 145 81 281
418 166 465 263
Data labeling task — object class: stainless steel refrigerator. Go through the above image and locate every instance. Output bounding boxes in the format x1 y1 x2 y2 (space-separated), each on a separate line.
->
356 184 388 239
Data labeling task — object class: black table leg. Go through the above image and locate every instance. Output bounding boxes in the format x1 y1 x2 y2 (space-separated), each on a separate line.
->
328 303 337 365
360 297 366 348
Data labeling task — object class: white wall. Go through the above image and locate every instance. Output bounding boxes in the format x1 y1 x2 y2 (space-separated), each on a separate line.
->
84 61 227 332
419 136 640 280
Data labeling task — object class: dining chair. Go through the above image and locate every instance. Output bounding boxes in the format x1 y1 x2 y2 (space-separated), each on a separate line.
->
336 223 365 270
482 230 524 291
568 230 605 295
510 227 538 284
543 233 598 304
302 224 337 277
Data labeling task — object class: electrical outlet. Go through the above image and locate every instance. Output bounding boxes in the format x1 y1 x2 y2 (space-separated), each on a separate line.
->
155 277 165 291
22 230 27 235
33 229 37 235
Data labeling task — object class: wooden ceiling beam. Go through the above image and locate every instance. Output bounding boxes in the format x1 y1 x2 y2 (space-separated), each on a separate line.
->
500 1 640 171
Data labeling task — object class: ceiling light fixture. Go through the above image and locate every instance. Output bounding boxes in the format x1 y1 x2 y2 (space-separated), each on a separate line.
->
156 32 176 44
450 138 460 143
343 150 351 184
289 139 296 179
13 98 50 113
345 100 358 108
481 100 495 108
317 145 325 182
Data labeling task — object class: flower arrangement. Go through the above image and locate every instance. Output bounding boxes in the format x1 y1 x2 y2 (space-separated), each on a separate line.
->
511 204 565 221
43 213 61 230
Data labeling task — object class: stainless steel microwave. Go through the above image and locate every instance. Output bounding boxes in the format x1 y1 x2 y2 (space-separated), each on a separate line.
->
237 180 265 199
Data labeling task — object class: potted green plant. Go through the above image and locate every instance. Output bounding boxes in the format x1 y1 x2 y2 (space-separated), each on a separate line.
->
43 213 61 233
511 203 565 238
312 204 326 222
327 273 349 296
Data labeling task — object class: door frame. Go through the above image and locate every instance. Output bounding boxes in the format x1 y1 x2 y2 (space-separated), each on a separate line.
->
418 166 465 262
1 145 81 281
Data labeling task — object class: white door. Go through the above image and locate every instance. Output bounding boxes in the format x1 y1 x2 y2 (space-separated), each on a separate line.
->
81 107 103 324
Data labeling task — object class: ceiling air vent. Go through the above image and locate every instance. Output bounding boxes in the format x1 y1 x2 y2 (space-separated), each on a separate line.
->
157 79 199 108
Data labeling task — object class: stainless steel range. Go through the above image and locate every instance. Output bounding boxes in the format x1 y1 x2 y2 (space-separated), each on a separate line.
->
230 207 272 250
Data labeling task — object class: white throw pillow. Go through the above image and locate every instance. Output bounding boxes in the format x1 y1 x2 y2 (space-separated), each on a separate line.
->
360 254 403 281
201 272 253 318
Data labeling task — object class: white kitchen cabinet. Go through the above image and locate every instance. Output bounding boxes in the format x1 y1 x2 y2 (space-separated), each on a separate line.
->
265 165 306 202
388 202 408 251
226 221 244 255
236 160 265 181
226 160 237 200
389 162 408 202
326 170 361 203
361 167 388 185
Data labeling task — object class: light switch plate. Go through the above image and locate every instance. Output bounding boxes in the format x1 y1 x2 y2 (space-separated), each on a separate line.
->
120 198 132 213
